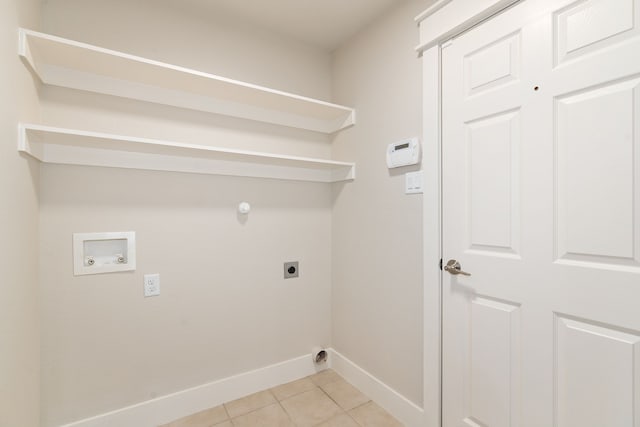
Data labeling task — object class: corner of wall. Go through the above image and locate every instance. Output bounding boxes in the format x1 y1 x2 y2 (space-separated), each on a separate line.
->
329 0 435 409
0 1 42 427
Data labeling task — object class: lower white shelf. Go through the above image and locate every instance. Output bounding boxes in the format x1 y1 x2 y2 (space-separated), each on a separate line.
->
18 124 355 183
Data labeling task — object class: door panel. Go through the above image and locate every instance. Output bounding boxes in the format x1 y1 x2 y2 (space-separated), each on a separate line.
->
467 297 521 427
442 0 640 426
555 78 640 265
464 31 521 97
555 0 638 65
555 314 640 427
467 109 521 256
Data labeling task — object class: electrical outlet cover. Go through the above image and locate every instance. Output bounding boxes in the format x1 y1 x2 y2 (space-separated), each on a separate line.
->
144 273 160 297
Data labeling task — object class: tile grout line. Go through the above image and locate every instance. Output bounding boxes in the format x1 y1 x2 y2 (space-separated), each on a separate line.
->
275 400 296 426
316 374 366 426
223 379 317 425
318 377 373 409
315 379 370 427
276 382 330 427
279 373 349 427
344 400 371 427
170 371 391 427
317 380 343 408
272 376 317 402
227 389 278 421
221 402 231 424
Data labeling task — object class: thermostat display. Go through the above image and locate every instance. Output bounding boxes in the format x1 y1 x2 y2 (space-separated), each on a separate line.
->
386 137 421 168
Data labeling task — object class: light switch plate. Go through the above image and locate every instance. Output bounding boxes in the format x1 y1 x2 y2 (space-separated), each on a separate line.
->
144 274 160 297
405 171 423 194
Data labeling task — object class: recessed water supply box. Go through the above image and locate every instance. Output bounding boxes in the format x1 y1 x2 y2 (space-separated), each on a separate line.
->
72 231 136 276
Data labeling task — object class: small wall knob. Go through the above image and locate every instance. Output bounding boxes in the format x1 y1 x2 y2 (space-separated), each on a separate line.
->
238 202 251 215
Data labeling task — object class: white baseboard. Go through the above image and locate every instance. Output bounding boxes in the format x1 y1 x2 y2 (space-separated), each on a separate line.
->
329 348 425 427
59 349 425 427
60 353 322 427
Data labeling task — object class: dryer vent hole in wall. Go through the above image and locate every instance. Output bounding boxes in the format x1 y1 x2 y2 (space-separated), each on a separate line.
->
314 349 327 364
284 261 299 279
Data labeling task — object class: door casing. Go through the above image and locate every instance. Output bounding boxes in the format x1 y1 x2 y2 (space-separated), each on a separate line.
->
418 1 524 426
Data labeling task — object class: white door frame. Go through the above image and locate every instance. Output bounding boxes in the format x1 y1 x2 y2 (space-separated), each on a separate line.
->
417 1 523 426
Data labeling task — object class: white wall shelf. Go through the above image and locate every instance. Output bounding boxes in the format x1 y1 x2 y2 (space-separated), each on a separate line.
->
18 124 356 183
18 28 356 134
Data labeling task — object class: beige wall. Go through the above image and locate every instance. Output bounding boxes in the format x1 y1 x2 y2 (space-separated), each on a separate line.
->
331 0 434 406
0 1 41 427
42 0 332 101
37 0 434 423
41 0 332 159
40 168 332 426
39 1 334 425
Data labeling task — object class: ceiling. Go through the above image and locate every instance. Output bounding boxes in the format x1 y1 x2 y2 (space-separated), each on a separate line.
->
179 0 406 51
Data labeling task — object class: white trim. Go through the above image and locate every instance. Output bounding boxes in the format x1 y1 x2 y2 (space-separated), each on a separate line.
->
414 0 454 24
19 124 356 183
421 45 442 427
18 29 355 134
330 349 425 427
56 349 424 427
58 353 323 427
415 0 522 53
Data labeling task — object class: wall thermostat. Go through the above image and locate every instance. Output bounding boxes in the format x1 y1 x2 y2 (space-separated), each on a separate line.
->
386 137 421 168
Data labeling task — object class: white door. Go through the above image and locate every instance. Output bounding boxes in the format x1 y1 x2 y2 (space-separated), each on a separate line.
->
442 0 640 426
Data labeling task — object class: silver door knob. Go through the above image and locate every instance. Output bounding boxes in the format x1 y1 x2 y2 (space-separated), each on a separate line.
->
444 259 471 276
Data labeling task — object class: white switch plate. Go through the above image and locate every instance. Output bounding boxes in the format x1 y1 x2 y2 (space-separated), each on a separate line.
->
144 274 160 297
405 171 423 194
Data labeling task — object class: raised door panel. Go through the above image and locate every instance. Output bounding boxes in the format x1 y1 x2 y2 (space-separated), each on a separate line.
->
555 314 640 426
555 0 638 65
466 110 521 258
555 77 640 269
463 297 521 427
464 32 521 97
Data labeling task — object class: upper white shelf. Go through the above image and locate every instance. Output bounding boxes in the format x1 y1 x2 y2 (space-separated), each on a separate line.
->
18 29 356 134
19 124 355 183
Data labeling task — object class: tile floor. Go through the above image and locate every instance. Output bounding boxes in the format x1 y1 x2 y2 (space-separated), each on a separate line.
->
160 369 403 427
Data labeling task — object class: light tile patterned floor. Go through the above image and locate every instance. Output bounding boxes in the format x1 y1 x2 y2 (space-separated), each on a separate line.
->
160 369 403 427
